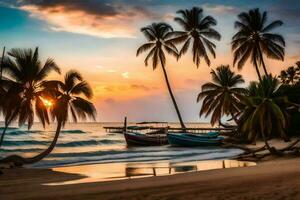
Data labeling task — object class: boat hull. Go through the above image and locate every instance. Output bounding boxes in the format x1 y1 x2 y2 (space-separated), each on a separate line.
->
167 133 224 147
124 132 168 146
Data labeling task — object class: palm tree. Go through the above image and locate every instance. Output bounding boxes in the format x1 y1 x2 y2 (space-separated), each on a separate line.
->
279 70 288 84
197 65 246 126
136 23 186 129
286 66 298 85
239 75 292 153
279 62 300 85
172 7 221 67
232 8 285 80
0 70 96 164
0 48 60 147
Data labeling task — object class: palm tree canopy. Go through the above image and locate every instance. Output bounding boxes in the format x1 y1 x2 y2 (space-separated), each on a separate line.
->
197 65 246 125
45 70 96 126
279 61 300 85
239 75 292 141
1 48 61 129
136 22 178 70
172 7 221 67
232 8 285 70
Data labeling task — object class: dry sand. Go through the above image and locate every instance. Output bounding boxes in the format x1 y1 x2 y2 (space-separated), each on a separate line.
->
0 157 299 200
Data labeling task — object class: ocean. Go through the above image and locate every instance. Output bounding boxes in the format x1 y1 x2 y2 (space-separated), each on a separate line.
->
0 122 243 169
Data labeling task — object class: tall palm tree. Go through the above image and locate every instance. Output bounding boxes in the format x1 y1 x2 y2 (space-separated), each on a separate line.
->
0 70 96 164
136 23 186 129
172 7 221 67
239 76 292 153
0 48 60 147
232 8 285 80
197 65 246 126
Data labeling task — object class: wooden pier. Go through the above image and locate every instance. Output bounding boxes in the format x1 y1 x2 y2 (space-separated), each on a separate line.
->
103 126 236 134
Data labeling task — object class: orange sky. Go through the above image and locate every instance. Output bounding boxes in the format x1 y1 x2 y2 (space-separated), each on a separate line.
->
1 0 299 122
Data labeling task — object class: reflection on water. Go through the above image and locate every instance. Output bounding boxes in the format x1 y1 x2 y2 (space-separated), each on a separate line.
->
46 160 256 185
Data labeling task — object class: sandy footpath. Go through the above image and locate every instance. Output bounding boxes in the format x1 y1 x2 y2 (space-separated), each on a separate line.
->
0 157 299 200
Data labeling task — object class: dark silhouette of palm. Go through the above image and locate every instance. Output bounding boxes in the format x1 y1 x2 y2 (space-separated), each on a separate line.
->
0 48 60 147
286 67 298 85
279 62 300 85
279 70 289 84
239 75 291 153
0 70 96 164
197 65 246 126
137 22 186 129
232 8 285 80
27 70 96 163
172 7 221 67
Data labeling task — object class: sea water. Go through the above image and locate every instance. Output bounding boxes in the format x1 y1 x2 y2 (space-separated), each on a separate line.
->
0 122 243 168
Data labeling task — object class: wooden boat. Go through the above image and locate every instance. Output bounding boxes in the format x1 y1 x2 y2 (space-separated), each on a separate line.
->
124 131 168 146
122 117 168 146
167 132 224 147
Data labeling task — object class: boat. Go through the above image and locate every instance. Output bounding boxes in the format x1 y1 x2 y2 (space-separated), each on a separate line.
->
124 131 168 146
122 117 169 146
167 132 224 147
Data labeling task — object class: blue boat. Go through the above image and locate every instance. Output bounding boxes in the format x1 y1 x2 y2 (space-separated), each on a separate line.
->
167 132 224 147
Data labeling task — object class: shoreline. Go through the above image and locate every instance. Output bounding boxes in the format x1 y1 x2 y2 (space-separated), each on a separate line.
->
1 157 299 200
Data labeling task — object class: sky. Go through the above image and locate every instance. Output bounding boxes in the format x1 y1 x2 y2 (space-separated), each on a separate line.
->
0 0 299 122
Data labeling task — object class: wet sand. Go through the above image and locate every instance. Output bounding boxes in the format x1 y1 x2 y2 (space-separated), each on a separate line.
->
0 157 299 200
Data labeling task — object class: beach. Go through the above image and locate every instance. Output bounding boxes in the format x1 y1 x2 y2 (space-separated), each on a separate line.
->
1 157 299 200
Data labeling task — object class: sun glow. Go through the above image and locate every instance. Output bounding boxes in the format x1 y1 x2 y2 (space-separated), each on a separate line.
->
40 97 53 108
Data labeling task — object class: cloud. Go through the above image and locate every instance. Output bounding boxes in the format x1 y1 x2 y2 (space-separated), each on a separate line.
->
130 84 151 91
121 72 130 79
185 78 202 85
202 4 240 15
16 0 158 38
104 98 116 104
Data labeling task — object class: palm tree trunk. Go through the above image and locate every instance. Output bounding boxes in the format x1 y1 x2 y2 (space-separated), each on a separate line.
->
261 131 280 155
0 109 19 148
254 58 262 82
0 46 5 79
160 61 186 130
258 49 268 76
24 121 62 164
0 125 8 148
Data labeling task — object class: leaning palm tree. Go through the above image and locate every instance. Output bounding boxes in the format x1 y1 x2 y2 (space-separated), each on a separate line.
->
0 70 96 164
172 7 221 67
239 75 292 153
197 65 246 126
232 8 285 80
136 23 186 129
0 47 60 147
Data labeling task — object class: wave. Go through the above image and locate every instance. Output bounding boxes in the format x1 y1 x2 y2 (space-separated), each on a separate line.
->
1 128 87 135
56 139 124 147
61 130 86 134
1 138 124 147
0 147 44 153
0 127 19 131
2 140 49 146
